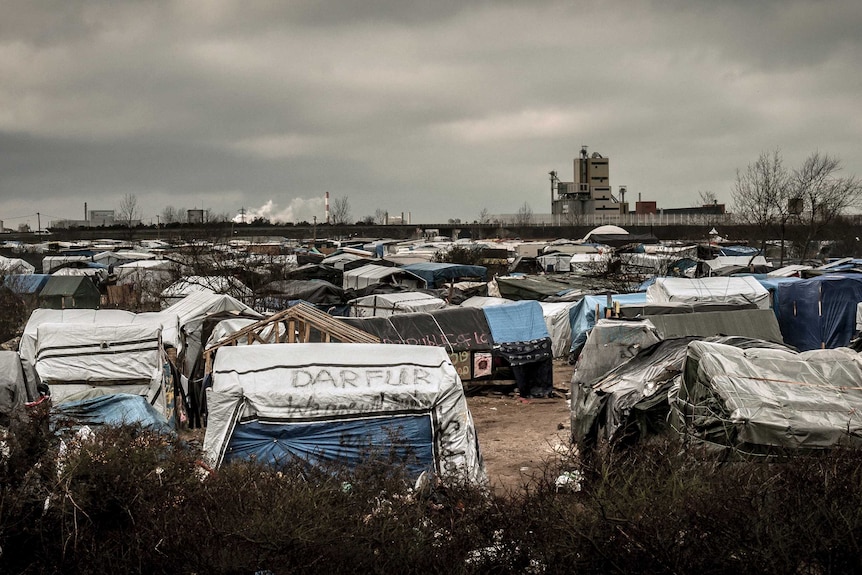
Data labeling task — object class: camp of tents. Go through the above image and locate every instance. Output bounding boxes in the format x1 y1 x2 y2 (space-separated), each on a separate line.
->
6 225 862 477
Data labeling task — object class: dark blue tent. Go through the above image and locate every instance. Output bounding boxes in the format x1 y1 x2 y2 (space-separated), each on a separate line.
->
776 274 862 351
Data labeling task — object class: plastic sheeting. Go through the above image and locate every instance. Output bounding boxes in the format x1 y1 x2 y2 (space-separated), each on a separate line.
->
571 319 661 391
400 263 487 288
348 292 447 318
568 293 648 354
35 323 165 408
342 264 426 290
482 300 549 344
54 392 172 433
0 351 38 424
204 343 486 483
776 275 862 351
647 276 770 309
673 341 862 453
539 301 579 358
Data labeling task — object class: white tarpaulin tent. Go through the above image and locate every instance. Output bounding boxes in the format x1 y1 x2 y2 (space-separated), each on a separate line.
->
34 323 167 414
20 308 179 367
160 275 253 308
647 276 770 309
703 255 770 273
204 343 486 484
348 292 447 318
0 255 35 275
342 264 426 291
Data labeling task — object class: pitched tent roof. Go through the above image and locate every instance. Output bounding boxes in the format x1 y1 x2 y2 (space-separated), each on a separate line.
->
348 292 447 318
4 274 50 295
342 263 426 290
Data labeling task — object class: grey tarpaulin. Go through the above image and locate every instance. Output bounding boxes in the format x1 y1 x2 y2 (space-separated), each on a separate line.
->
672 341 862 454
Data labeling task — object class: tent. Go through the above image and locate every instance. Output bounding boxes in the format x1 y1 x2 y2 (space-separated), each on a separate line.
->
776 274 862 351
0 351 40 425
348 292 447 318
160 275 253 308
400 263 487 288
539 301 580 358
673 340 862 454
0 255 35 275
34 323 168 416
644 308 784 343
255 279 345 308
54 392 172 433
38 275 101 310
342 264 426 291
203 343 486 484
646 276 770 309
536 253 572 273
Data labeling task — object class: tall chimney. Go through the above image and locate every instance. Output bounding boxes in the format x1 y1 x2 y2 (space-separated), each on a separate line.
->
84 202 88 221
325 191 330 224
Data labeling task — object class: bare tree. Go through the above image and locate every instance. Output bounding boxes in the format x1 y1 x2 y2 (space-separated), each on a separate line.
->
117 193 140 227
731 149 791 256
161 205 183 225
374 208 388 225
792 152 862 261
513 202 533 227
330 196 352 225
696 190 717 207
478 207 491 225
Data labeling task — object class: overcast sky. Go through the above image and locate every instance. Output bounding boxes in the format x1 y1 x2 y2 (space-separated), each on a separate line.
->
2 0 862 229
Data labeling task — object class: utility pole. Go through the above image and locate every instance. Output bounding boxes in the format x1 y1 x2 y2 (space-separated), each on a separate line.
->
313 216 317 243
239 206 246 224
36 212 41 236
156 215 160 239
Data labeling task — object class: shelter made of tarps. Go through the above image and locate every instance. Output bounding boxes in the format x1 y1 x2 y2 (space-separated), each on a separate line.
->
342 264 426 291
34 323 167 415
537 253 572 273
38 275 101 310
703 255 770 274
255 279 345 309
283 263 343 286
342 307 493 380
160 275 253 308
571 319 662 392
19 308 179 367
775 275 862 351
348 292 447 318
0 255 35 275
495 275 575 301
4 274 50 296
203 343 486 483
460 296 512 308
569 293 648 354
573 336 790 447
646 276 770 309
0 351 40 424
400 262 487 288
645 308 784 343
672 341 862 453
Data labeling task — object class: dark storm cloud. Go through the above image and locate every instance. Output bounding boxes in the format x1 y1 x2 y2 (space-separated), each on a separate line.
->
2 0 861 227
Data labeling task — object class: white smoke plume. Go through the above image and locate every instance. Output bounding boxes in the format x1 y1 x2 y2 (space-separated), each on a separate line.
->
233 197 324 224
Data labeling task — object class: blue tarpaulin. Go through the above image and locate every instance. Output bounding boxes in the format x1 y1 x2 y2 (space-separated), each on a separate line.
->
482 300 549 343
54 393 172 433
225 414 435 476
719 245 760 256
400 262 487 288
4 274 50 295
569 293 648 353
776 274 862 351
756 277 801 322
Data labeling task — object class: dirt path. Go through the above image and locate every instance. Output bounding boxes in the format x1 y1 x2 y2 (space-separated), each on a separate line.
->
466 360 574 494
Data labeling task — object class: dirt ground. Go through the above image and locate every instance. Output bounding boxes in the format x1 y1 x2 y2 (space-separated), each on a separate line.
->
466 360 574 494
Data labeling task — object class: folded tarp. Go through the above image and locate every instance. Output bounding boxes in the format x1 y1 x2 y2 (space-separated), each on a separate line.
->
204 343 486 484
482 300 549 344
776 274 862 351
569 293 648 354
672 341 862 453
348 292 447 318
647 276 770 309
400 263 487 288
